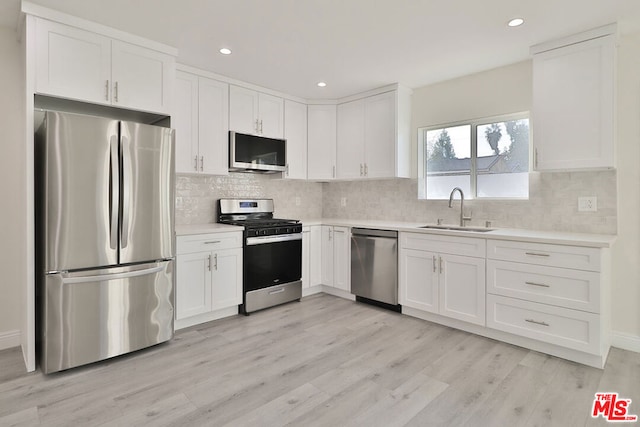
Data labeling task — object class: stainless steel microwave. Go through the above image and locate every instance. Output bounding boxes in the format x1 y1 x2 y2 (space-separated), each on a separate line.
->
229 131 286 173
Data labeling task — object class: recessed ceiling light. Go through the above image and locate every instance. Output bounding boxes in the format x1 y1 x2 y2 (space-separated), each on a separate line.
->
219 48 232 55
508 18 524 27
317 82 327 87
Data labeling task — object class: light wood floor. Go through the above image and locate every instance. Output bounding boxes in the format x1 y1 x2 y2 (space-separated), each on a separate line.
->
1 293 638 426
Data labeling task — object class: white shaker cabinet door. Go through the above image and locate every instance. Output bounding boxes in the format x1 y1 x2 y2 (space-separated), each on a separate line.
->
174 71 199 174
211 248 242 310
35 18 111 105
364 91 396 178
336 99 365 179
176 251 212 320
321 226 335 286
399 248 439 314
198 77 229 175
111 40 174 114
259 93 285 139
332 226 351 292
284 99 307 179
229 85 259 135
307 105 337 180
439 254 486 326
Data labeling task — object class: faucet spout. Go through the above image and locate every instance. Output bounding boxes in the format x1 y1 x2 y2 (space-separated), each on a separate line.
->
448 187 472 227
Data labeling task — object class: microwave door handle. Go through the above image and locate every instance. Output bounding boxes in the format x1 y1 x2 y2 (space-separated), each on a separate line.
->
121 134 131 249
109 135 119 250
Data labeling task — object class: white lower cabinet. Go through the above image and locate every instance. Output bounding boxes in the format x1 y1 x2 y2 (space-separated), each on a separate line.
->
302 226 322 294
399 233 486 326
176 232 242 328
321 225 350 292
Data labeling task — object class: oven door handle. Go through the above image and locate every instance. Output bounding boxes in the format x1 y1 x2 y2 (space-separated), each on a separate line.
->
246 234 302 245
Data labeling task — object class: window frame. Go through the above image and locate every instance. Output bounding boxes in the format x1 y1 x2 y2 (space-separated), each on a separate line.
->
418 111 531 201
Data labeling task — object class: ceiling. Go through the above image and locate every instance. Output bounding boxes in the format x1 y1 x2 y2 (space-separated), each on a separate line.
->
3 0 640 99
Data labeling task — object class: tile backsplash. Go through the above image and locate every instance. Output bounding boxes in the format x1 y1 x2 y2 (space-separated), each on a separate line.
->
321 170 617 234
176 170 616 235
175 173 323 224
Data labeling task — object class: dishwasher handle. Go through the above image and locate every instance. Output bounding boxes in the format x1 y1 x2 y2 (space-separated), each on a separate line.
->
351 228 397 239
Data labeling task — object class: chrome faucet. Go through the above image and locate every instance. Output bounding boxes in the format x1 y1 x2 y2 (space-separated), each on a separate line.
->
448 187 472 227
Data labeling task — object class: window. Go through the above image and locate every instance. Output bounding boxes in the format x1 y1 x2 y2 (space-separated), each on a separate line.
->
418 113 530 200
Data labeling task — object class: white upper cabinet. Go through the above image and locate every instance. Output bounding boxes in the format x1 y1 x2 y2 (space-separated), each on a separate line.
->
336 100 365 179
229 85 284 138
307 104 337 180
284 100 308 179
174 69 229 175
336 88 411 179
35 18 175 114
532 28 616 171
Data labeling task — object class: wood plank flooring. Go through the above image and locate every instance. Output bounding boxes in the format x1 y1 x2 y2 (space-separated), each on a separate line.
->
0 293 638 426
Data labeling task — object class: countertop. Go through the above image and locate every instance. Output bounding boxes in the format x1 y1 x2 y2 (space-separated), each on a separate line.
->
175 219 615 248
300 218 616 248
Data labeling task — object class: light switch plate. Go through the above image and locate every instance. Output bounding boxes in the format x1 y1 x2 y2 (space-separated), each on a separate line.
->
340 197 347 207
578 196 597 212
295 196 301 206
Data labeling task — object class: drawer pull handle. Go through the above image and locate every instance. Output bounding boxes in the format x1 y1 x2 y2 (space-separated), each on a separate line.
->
525 319 550 327
269 288 285 295
525 252 550 257
204 241 222 244
525 281 550 288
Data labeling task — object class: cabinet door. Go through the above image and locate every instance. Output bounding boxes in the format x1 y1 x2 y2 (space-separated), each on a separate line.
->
35 18 111 105
321 226 334 286
309 226 323 286
336 100 365 179
364 91 396 178
176 251 212 319
302 228 311 289
174 71 199 173
111 40 174 114
333 226 351 292
399 249 439 313
199 77 229 175
284 100 307 179
533 35 615 170
307 105 337 180
259 93 284 138
439 254 486 326
211 248 242 310
229 85 259 135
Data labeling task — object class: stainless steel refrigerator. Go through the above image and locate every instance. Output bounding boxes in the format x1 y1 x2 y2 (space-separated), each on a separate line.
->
35 110 175 374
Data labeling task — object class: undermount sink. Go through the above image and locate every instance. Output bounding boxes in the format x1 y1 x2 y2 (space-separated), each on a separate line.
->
419 225 494 232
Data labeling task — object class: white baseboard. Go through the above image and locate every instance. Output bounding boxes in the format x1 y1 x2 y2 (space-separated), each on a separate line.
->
0 330 21 351
612 331 640 353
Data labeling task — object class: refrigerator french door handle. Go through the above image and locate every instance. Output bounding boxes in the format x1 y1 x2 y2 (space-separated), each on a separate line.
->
109 136 119 250
121 134 131 249
61 264 164 284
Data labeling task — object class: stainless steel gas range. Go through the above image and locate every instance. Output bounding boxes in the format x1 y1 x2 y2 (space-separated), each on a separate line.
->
218 199 302 314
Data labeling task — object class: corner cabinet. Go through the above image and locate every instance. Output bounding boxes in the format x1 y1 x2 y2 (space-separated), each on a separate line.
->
174 69 229 175
175 231 242 329
399 232 486 326
336 88 411 179
229 85 284 138
307 105 337 180
531 27 616 170
34 18 175 115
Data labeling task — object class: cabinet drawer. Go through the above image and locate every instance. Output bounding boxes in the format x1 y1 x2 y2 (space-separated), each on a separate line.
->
487 260 600 313
487 240 600 271
401 232 485 258
177 232 242 254
487 294 600 354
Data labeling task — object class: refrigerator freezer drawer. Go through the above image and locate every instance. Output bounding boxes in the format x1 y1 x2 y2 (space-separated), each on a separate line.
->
40 260 174 374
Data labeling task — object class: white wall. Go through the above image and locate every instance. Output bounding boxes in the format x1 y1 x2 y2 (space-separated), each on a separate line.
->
0 25 25 348
612 33 640 348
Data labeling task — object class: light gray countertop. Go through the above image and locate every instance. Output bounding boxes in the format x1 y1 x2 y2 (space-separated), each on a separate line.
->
175 223 244 236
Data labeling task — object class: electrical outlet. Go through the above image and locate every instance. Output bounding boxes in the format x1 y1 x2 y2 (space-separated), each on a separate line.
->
578 196 597 212
340 197 347 207
295 196 301 206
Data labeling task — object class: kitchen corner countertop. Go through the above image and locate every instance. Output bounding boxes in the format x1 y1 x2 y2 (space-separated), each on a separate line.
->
175 223 244 236
301 218 616 248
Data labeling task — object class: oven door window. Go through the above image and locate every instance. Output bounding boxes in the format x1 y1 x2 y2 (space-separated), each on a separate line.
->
244 238 302 292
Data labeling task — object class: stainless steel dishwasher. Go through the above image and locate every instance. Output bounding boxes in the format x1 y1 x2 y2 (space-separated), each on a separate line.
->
351 228 400 311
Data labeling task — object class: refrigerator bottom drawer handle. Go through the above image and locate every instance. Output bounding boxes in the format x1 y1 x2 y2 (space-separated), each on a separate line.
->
61 265 164 284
